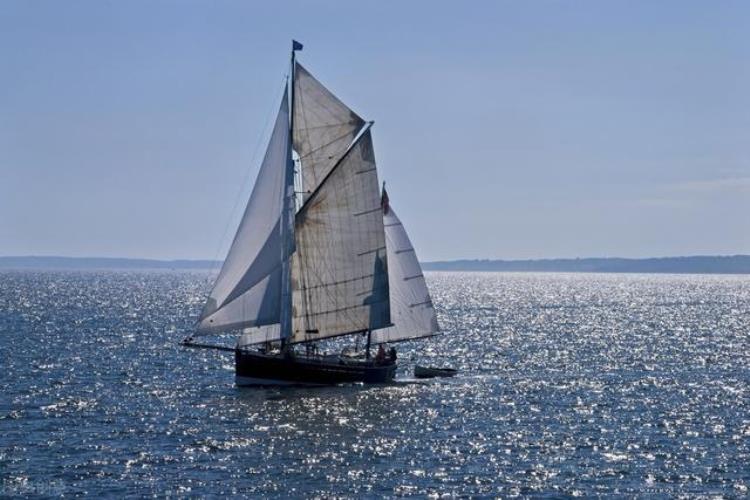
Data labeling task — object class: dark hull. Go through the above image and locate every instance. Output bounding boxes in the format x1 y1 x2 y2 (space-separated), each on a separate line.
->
235 349 397 386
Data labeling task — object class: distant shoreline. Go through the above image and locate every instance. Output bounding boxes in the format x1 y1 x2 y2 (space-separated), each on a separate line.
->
1 255 749 274
0 256 220 271
422 255 750 274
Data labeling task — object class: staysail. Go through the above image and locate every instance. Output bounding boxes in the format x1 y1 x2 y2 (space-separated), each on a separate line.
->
196 89 293 334
293 63 366 202
371 193 440 343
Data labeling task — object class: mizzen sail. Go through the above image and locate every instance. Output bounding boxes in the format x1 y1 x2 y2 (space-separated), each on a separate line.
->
371 196 440 344
197 89 293 334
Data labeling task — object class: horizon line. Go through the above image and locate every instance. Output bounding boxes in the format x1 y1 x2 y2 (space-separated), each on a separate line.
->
3 254 749 275
1 253 749 263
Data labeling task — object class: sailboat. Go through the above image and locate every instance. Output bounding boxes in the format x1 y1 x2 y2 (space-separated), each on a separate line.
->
186 42 439 386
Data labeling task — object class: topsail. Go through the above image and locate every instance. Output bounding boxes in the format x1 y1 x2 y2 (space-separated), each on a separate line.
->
293 63 366 201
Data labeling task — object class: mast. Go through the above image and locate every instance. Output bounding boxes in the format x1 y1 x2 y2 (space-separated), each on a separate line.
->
279 41 302 350
290 41 298 154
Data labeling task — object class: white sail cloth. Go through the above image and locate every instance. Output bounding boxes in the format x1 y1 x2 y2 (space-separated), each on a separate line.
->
196 90 292 334
371 205 439 343
290 129 390 343
237 323 280 348
239 201 438 346
293 63 365 202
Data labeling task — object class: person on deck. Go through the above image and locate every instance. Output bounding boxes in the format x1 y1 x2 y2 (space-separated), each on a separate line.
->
375 344 386 364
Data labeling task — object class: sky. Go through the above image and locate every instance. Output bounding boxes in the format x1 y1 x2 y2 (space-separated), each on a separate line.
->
1 1 748 261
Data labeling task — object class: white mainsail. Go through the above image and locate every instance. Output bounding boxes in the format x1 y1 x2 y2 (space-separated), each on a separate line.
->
293 63 366 202
238 196 439 347
196 89 292 334
290 128 390 343
371 199 440 343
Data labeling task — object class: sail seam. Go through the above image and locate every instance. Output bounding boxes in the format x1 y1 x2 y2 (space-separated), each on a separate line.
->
357 245 387 257
296 121 362 132
297 128 361 160
298 273 375 291
293 300 388 317
352 207 381 217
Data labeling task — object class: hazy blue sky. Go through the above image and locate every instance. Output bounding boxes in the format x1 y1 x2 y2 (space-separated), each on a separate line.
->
2 1 748 261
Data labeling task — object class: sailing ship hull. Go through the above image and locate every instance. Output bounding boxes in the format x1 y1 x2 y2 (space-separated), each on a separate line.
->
235 349 397 386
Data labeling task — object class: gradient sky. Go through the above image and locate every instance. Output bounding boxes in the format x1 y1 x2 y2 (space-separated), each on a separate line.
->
2 1 748 261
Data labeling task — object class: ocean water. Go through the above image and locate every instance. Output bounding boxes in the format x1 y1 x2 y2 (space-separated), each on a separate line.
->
1 270 749 497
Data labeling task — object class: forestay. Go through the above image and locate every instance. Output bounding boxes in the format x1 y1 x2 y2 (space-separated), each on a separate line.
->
293 63 365 202
371 201 440 343
196 90 292 334
291 129 390 343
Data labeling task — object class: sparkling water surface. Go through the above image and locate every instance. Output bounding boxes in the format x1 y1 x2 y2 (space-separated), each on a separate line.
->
1 271 749 497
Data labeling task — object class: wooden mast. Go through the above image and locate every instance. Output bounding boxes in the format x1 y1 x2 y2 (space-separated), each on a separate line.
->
280 41 300 353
